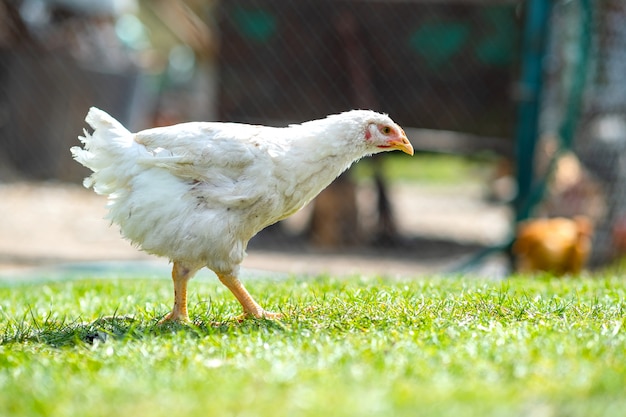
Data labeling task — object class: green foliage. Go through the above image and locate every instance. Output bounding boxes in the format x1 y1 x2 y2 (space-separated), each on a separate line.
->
0 275 625 417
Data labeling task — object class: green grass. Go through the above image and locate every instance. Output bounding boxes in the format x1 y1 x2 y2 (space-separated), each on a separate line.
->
1 274 625 417
352 153 493 184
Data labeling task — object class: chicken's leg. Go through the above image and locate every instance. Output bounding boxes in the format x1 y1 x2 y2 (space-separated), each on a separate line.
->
217 273 281 319
159 262 195 323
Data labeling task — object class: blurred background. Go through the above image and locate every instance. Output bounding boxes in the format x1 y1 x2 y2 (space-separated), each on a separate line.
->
0 0 625 277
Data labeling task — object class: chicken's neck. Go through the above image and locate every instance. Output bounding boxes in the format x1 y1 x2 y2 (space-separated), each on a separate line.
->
289 118 365 171
272 118 368 213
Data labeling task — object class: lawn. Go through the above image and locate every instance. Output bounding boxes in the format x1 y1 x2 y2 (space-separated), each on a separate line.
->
351 152 494 184
1 273 625 417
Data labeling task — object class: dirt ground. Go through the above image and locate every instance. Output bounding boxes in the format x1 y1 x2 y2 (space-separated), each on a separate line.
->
0 181 511 279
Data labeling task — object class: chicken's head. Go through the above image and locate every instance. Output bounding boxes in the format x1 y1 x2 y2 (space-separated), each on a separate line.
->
365 120 414 156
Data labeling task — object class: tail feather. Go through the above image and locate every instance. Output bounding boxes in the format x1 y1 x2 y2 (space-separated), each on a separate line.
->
70 107 138 195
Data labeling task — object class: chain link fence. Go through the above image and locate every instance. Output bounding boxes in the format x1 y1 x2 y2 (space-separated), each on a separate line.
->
534 0 626 266
3 0 624 271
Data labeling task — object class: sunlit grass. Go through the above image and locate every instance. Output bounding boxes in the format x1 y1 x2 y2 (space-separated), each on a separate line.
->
352 153 493 184
1 275 625 417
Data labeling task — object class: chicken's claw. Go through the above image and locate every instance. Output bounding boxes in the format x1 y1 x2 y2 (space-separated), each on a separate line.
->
158 310 191 325
237 310 282 322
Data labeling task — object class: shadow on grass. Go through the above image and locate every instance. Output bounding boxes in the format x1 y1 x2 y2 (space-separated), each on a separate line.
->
1 313 288 348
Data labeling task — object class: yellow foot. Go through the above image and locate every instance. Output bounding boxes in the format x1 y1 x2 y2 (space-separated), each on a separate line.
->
234 310 282 322
158 311 190 325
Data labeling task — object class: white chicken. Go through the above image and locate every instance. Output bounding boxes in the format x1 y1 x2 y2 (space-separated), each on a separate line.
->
71 108 413 322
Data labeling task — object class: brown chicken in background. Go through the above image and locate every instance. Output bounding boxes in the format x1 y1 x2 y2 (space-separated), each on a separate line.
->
512 216 593 275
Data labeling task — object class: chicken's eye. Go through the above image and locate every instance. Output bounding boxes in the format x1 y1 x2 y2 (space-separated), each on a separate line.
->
381 126 391 135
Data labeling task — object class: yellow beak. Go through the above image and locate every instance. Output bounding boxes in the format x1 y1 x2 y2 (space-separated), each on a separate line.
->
388 132 414 156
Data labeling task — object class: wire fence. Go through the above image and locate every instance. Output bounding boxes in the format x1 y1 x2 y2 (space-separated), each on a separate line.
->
217 0 518 135
536 0 626 266
1 0 625 270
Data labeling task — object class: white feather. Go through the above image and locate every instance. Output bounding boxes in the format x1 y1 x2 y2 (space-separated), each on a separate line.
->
71 107 405 274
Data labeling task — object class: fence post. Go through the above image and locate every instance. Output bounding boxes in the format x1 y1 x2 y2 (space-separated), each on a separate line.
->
513 0 552 222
